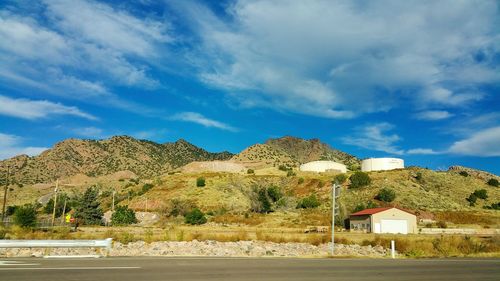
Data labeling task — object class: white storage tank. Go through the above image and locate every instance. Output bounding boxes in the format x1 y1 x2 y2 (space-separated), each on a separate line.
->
299 161 347 173
361 158 404 172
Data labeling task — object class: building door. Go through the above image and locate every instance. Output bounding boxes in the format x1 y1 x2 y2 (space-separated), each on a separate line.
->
380 219 407 234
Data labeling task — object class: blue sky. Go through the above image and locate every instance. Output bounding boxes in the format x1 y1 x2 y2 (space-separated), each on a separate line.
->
0 0 499 174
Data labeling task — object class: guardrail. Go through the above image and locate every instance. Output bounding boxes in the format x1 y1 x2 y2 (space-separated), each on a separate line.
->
0 238 113 257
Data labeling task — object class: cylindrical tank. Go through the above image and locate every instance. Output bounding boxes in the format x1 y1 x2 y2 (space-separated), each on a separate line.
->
361 158 404 172
299 161 347 173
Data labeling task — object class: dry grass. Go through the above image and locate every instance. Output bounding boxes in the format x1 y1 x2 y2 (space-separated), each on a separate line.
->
433 211 498 227
211 214 265 226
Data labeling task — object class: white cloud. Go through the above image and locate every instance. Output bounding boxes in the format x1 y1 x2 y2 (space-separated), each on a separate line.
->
414 110 453 121
0 133 48 159
71 126 103 138
176 0 500 118
342 123 404 155
407 148 441 155
0 95 97 120
448 126 500 157
171 112 237 131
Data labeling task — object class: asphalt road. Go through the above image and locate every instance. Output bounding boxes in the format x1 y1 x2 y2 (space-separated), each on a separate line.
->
0 257 498 281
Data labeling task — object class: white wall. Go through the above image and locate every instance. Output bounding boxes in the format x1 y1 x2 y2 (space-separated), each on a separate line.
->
361 158 404 172
299 161 347 173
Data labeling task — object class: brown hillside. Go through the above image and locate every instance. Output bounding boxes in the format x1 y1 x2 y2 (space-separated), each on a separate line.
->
231 144 299 169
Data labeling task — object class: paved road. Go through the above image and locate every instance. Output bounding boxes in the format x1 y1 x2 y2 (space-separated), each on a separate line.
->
0 257 498 281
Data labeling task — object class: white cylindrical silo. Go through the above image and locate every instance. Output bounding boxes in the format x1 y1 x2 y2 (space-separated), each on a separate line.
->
299 161 347 173
361 158 404 172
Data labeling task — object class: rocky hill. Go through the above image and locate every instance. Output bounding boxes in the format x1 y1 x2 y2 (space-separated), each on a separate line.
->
265 136 359 167
0 136 233 184
231 144 300 169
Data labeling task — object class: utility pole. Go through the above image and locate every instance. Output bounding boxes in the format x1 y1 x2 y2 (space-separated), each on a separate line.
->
112 190 116 212
331 182 340 256
51 179 59 227
1 166 10 223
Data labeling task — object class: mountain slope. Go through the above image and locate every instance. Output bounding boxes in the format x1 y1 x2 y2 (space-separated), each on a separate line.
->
0 136 233 184
231 144 300 169
265 136 359 167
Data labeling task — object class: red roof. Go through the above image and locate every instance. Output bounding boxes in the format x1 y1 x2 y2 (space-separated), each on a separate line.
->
350 207 415 216
350 207 392 216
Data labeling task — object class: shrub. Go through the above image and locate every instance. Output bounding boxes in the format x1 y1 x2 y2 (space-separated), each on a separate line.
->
196 177 206 187
487 178 499 187
415 172 423 181
296 195 320 209
266 186 282 202
349 172 371 188
352 201 377 213
141 184 154 193
13 204 37 228
278 165 289 171
483 202 500 210
185 208 207 225
111 205 137 225
466 194 477 206
298 177 304 184
287 170 296 177
459 171 469 177
376 187 396 202
473 189 488 200
437 221 448 228
257 188 272 213
6 205 18 216
165 199 196 217
333 173 348 184
247 169 254 174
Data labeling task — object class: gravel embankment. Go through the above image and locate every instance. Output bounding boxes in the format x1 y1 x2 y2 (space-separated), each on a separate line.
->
0 240 388 258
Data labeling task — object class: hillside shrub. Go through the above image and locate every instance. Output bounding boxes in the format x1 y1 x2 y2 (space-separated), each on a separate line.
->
266 186 283 202
287 170 296 177
298 177 304 184
6 205 18 216
257 188 272 213
376 188 396 202
352 201 377 213
247 169 254 174
111 205 137 225
415 172 423 182
437 221 448 228
296 195 320 209
466 194 477 206
459 171 469 177
185 208 207 225
487 178 499 187
483 202 500 210
13 204 37 228
196 177 206 187
165 199 196 217
349 172 371 188
473 189 488 200
141 184 153 193
333 173 348 185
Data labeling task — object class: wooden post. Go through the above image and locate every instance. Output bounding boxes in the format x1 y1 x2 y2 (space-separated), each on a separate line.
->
51 180 59 227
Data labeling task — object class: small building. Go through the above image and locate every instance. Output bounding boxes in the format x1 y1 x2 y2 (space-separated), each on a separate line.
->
361 158 404 172
349 207 417 234
299 161 347 173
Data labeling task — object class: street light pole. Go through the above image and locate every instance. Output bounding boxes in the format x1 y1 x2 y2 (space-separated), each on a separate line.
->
1 166 10 223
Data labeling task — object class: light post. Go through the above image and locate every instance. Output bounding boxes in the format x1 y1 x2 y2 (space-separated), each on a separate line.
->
331 182 340 256
1 166 10 223
51 179 59 227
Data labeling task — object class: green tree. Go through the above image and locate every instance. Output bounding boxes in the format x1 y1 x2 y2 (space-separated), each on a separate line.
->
266 186 282 202
111 205 137 225
459 171 469 177
349 172 371 188
74 186 104 225
185 208 207 225
13 204 37 228
466 193 477 206
487 178 499 187
196 177 206 187
296 195 320 209
333 173 348 184
43 193 70 217
376 188 396 202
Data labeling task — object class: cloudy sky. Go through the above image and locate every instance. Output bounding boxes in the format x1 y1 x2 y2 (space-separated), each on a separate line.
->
0 0 499 174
